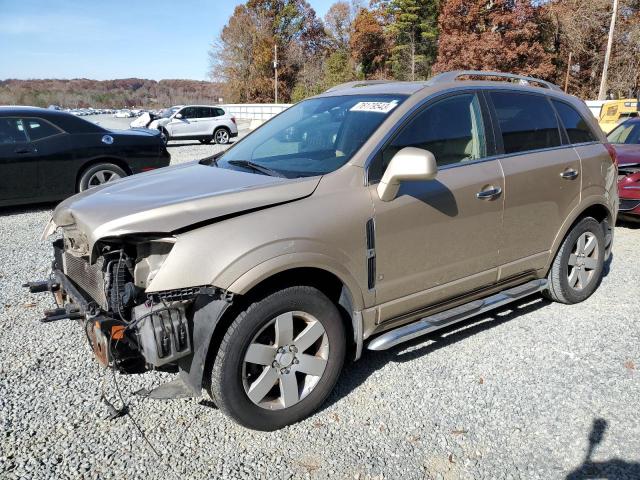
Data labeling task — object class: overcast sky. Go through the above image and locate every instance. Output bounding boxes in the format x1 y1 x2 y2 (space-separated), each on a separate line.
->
0 0 336 81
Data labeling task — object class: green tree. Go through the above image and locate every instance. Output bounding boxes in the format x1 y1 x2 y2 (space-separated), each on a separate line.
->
386 0 439 80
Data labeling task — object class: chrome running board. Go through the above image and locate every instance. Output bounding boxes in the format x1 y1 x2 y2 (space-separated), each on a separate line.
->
367 279 547 351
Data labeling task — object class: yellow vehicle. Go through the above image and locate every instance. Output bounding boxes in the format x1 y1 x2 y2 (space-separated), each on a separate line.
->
599 99 640 133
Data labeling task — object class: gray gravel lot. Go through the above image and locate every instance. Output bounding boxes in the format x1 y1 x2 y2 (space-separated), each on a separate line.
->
1 118 639 479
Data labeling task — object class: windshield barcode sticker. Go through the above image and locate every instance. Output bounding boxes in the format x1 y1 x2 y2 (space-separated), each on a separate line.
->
350 101 398 114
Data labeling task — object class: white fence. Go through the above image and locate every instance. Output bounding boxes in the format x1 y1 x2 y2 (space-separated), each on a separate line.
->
221 103 292 121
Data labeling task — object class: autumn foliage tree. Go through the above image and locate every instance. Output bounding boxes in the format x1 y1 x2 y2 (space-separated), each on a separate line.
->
350 8 390 78
211 0 326 103
206 0 639 102
545 0 640 98
433 0 555 79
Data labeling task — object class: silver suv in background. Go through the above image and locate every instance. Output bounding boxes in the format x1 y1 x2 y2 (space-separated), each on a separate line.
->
150 105 238 145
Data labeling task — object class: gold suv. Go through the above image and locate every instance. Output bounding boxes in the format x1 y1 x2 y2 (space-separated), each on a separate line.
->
30 71 618 430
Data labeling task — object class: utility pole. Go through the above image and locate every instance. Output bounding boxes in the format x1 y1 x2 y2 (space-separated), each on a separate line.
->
564 52 573 93
273 44 279 104
598 0 619 100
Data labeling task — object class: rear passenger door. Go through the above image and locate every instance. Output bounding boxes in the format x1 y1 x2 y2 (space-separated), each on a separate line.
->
199 107 218 136
487 91 581 279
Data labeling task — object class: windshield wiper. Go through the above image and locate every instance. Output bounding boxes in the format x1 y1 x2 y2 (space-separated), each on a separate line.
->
227 160 286 178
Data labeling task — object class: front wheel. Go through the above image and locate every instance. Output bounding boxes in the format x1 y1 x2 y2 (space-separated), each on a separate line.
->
543 217 605 304
208 286 346 430
159 128 169 145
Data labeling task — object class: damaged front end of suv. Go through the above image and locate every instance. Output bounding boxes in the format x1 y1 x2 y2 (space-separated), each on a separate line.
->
24 157 323 400
29 228 229 394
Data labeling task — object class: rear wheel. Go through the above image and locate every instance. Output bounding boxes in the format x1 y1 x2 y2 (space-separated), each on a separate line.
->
214 127 230 145
78 162 127 191
208 286 345 430
543 217 605 304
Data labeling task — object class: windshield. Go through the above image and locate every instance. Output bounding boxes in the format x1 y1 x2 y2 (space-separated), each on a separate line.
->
218 94 406 178
161 107 179 118
607 121 640 144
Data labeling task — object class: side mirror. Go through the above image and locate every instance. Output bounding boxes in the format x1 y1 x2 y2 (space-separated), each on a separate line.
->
174 113 183 119
377 147 438 202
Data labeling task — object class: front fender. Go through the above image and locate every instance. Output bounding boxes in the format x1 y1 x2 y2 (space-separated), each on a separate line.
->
226 251 366 311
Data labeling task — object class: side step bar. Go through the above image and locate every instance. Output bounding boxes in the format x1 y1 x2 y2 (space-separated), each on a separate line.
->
367 279 547 351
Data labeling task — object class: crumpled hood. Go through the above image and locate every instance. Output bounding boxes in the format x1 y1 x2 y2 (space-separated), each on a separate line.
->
53 162 320 252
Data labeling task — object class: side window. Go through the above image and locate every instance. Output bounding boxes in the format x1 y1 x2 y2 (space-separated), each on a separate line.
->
215 108 225 117
607 122 640 144
374 93 487 179
552 101 597 144
23 118 61 141
491 92 561 154
198 107 212 118
0 118 28 144
180 107 197 119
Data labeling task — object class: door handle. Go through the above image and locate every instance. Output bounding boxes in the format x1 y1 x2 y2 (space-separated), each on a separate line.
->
476 186 502 200
560 168 579 180
14 147 34 154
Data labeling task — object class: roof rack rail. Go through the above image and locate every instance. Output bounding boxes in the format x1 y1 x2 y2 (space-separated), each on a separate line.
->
325 80 395 93
428 70 562 91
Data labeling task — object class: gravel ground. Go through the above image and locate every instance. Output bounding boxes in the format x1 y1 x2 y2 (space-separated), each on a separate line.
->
1 127 639 479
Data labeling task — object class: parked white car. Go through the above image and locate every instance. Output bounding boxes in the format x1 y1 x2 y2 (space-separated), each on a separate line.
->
149 105 238 144
114 109 134 118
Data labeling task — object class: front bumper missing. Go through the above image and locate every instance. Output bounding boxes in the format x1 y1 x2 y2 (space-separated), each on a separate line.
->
27 267 189 374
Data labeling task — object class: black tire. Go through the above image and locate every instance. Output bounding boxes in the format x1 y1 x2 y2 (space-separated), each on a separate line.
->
543 217 605 304
214 127 230 145
208 286 346 431
78 162 127 192
159 128 169 145
199 138 213 145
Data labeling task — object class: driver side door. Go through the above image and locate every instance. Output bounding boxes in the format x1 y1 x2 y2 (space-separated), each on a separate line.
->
168 107 198 137
369 92 505 323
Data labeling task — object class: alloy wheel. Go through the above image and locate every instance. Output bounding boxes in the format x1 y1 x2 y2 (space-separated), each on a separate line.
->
567 232 599 291
242 311 329 410
215 129 229 144
87 169 122 188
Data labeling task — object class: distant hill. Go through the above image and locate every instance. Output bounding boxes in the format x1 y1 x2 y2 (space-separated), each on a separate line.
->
0 78 225 108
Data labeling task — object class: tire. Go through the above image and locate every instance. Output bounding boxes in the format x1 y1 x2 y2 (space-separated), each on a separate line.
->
214 127 230 145
78 162 127 192
159 128 169 145
208 286 346 430
199 138 212 144
543 217 605 304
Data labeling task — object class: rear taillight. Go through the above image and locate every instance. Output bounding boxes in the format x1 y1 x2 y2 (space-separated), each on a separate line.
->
604 143 618 165
231 117 236 125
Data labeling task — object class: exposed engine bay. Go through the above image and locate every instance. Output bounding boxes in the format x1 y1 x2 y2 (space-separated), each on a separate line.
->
28 232 221 378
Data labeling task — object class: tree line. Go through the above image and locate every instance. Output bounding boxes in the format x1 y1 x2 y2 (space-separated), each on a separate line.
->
210 0 640 102
0 78 224 109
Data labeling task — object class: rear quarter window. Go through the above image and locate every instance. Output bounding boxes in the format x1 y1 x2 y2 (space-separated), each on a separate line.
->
490 92 561 154
23 117 62 141
552 100 597 144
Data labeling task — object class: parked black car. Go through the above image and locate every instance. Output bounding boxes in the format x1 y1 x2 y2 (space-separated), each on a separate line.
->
0 107 171 207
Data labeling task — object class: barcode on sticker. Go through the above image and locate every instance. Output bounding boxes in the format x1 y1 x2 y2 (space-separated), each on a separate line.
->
350 101 398 114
